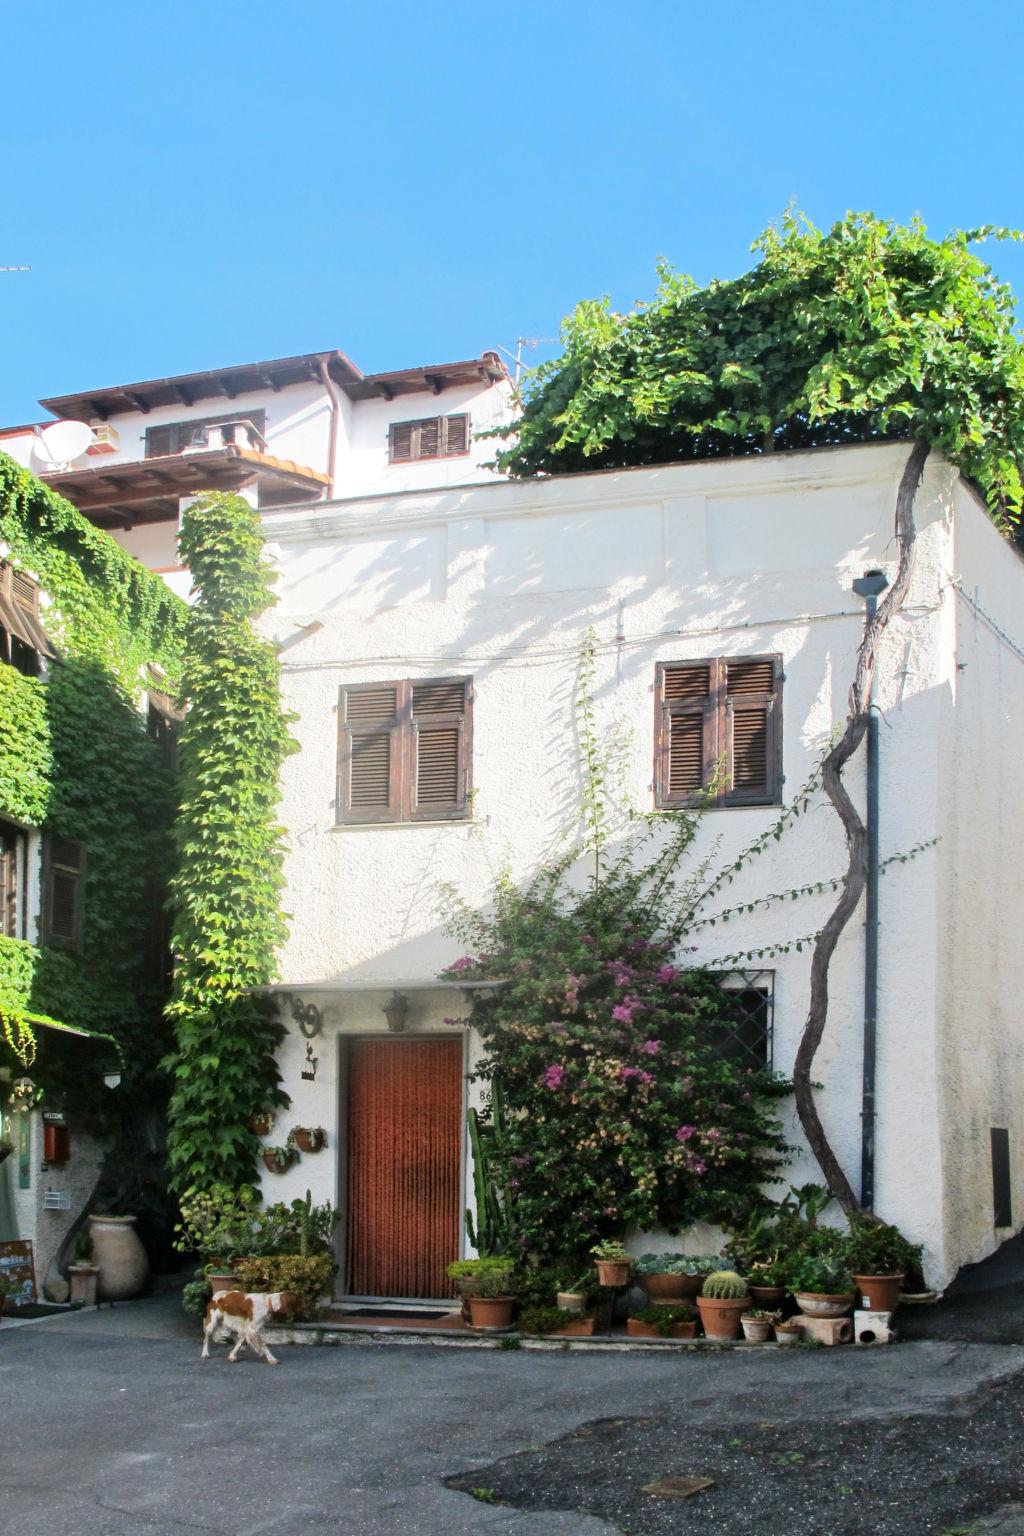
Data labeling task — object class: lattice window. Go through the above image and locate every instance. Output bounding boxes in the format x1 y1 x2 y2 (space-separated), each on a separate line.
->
710 970 775 1069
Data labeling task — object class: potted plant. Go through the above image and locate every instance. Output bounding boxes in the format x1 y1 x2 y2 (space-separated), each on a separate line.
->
774 1319 802 1346
591 1240 632 1288
262 1145 296 1175
632 1252 705 1302
845 1218 922 1312
746 1260 787 1310
696 1270 749 1341
67 1229 100 1307
458 1259 517 1330
627 1305 697 1340
740 1308 776 1343
519 1304 597 1337
786 1254 855 1318
250 1111 276 1137
554 1265 600 1314
289 1126 327 1154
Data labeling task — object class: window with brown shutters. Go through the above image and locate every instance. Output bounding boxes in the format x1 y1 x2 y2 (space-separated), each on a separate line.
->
654 655 782 809
145 410 267 458
0 820 27 940
0 562 54 676
338 678 471 824
41 834 86 951
388 414 470 464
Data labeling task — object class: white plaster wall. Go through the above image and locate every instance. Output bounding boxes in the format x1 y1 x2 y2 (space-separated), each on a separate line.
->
258 443 977 1284
8 1112 106 1296
933 482 1024 1276
332 380 514 498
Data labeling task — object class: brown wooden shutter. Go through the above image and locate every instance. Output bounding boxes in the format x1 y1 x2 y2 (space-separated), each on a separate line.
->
724 657 780 804
417 419 441 459
41 834 86 951
442 415 469 455
146 410 266 458
411 679 469 818
389 422 414 463
656 662 716 807
0 822 23 939
340 685 402 823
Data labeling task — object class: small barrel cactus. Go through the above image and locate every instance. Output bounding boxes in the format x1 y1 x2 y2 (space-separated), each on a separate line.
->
702 1269 748 1299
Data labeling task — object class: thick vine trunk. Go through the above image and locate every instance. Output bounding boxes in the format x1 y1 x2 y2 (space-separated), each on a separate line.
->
792 438 931 1213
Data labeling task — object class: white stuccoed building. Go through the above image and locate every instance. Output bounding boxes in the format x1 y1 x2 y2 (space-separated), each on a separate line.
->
250 440 1024 1301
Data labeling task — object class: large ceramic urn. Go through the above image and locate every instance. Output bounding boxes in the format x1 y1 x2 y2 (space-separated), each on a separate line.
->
88 1214 149 1301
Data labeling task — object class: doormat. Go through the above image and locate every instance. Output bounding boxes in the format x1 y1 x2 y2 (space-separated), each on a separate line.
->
342 1309 451 1321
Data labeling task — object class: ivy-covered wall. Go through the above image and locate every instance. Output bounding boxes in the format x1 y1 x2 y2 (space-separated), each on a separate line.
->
0 453 187 1112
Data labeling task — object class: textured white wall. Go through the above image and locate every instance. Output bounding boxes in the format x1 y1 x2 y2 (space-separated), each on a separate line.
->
256 444 1009 1290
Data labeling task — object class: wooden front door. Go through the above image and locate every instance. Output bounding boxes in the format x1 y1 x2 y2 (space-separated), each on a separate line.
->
346 1036 463 1299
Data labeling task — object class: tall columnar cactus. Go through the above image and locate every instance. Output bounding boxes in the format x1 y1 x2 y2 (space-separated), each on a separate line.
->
297 1188 313 1260
702 1270 749 1299
465 1078 513 1257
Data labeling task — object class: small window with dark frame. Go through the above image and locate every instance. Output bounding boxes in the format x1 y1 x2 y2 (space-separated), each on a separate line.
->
0 562 55 677
654 655 782 808
0 820 27 940
338 677 472 824
41 834 86 952
388 414 470 465
145 410 267 458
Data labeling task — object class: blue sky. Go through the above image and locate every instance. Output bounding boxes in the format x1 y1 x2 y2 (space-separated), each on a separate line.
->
2 0 1023 423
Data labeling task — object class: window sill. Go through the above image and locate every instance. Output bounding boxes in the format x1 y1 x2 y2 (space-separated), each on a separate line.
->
331 818 478 833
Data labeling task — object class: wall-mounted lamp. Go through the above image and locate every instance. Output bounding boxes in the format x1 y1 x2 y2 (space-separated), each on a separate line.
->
382 991 410 1033
103 1071 122 1091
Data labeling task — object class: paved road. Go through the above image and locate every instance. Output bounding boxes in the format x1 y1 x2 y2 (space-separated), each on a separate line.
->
2 1291 1024 1536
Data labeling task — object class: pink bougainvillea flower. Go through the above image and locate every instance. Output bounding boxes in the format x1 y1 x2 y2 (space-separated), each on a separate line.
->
447 955 476 974
544 1064 566 1090
656 964 678 983
550 1022 567 1035
704 1127 724 1143
691 1158 707 1176
638 1071 655 1086
619 1066 641 1081
675 1124 696 1142
640 1039 661 1055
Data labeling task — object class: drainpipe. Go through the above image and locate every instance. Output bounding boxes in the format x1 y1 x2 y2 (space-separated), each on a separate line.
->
851 567 889 1210
318 355 342 496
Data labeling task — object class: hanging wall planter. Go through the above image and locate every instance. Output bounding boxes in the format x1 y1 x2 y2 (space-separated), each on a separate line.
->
289 1126 326 1155
250 1112 275 1138
262 1146 296 1175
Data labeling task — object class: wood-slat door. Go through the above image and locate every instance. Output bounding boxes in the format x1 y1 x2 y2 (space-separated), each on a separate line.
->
346 1037 462 1299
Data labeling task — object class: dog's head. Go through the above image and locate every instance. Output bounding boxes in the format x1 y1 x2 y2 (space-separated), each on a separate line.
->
272 1290 302 1320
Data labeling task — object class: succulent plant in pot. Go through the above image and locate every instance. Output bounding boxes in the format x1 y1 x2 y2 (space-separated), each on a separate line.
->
845 1218 923 1311
632 1252 706 1302
591 1240 632 1288
740 1308 776 1343
786 1253 855 1318
696 1270 749 1341
447 1258 518 1329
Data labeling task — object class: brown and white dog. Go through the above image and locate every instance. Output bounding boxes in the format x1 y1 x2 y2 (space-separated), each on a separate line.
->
201 1289 300 1365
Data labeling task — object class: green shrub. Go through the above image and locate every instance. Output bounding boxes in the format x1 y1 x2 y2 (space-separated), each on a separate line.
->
518 1305 584 1335
630 1304 695 1336
181 1270 212 1317
233 1253 335 1317
784 1254 853 1295
845 1218 924 1284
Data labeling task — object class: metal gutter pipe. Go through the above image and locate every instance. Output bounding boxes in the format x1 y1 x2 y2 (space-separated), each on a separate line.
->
852 567 889 1210
318 356 343 494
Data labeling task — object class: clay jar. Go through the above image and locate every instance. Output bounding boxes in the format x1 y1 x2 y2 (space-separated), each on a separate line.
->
88 1214 149 1301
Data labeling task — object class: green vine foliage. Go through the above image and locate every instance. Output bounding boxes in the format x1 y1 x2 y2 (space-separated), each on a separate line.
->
0 455 185 1114
165 493 296 1194
496 211 1024 530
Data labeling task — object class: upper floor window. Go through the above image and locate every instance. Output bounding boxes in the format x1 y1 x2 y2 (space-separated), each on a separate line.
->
337 678 472 824
145 410 267 458
654 655 782 809
0 820 27 939
388 414 469 465
0 562 53 677
41 834 86 952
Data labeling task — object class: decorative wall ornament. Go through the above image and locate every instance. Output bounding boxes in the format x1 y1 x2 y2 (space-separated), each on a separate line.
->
300 1043 318 1082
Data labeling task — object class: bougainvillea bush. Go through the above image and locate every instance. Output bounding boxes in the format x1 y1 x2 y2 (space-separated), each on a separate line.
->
443 825 791 1263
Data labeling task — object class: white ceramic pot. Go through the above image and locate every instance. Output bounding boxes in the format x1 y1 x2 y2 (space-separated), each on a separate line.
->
88 1214 149 1301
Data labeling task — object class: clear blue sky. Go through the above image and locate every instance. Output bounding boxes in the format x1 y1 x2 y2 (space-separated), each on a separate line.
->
2 0 1023 423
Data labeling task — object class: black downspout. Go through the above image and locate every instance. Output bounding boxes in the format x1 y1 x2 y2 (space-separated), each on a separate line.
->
852 568 889 1211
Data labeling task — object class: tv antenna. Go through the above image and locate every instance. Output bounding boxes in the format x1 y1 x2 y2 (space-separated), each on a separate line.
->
495 336 557 385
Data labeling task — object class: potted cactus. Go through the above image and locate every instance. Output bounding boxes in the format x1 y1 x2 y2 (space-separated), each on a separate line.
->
696 1270 750 1341
591 1240 632 1288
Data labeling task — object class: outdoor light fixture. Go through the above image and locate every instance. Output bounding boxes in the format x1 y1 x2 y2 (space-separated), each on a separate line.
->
382 991 410 1033
103 1071 122 1090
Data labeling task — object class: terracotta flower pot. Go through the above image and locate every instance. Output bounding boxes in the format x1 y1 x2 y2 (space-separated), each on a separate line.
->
594 1259 631 1287
262 1148 295 1174
774 1324 801 1346
741 1316 771 1343
853 1273 903 1312
748 1285 786 1308
207 1271 240 1296
250 1113 274 1137
640 1272 699 1302
696 1295 747 1341
67 1263 99 1308
794 1291 855 1319
627 1317 697 1340
467 1295 516 1330
88 1214 149 1302
293 1127 326 1154
556 1290 588 1313
553 1315 597 1336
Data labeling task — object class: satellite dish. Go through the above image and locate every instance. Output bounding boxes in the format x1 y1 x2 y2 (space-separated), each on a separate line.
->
31 420 94 471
